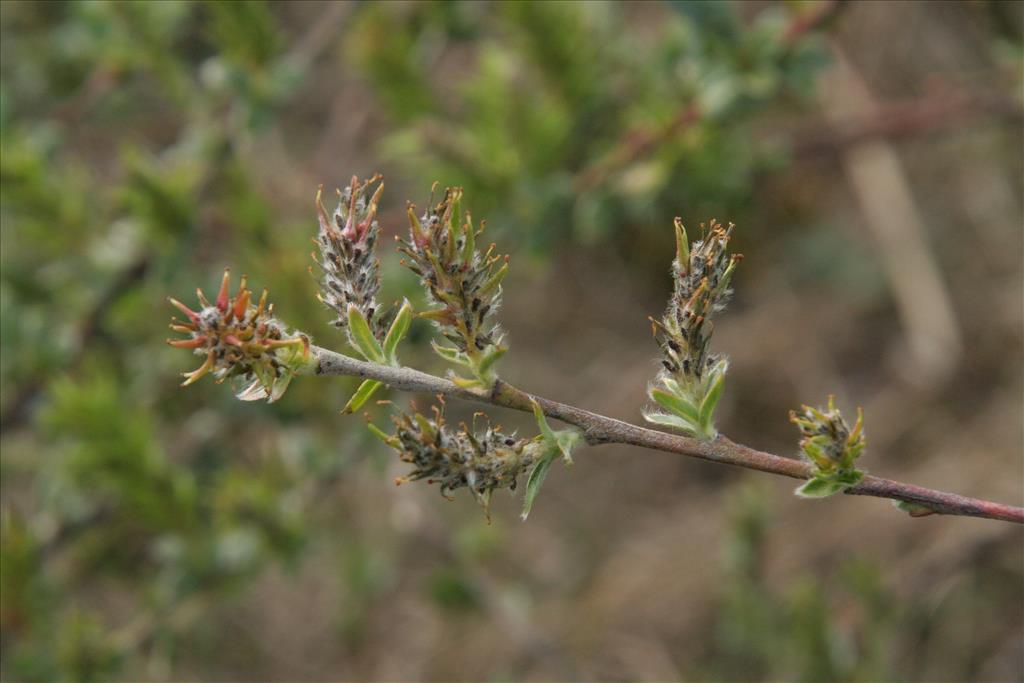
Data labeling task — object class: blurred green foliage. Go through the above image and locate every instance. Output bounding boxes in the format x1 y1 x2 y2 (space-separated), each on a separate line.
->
349 1 827 257
694 485 1023 683
1 2 1020 681
1 2 357 679
699 486 898 682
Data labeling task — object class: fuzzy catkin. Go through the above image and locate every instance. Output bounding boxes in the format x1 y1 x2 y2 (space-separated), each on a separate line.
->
654 219 741 383
314 174 392 340
168 269 310 402
380 403 540 514
398 187 507 356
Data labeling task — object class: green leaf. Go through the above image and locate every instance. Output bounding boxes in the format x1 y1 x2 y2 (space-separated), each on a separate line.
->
531 400 557 444
660 376 683 395
413 412 434 437
531 400 580 464
674 217 689 267
461 213 475 262
366 421 398 446
251 363 275 394
419 308 453 323
650 388 700 423
473 344 506 383
837 468 864 485
894 500 938 517
382 299 413 365
642 410 699 436
802 440 829 469
342 379 382 414
794 476 849 499
450 194 462 237
714 257 739 297
268 372 293 403
555 430 583 465
698 370 726 432
846 440 866 462
521 449 558 521
451 376 485 390
478 261 509 297
347 304 385 363
431 341 469 366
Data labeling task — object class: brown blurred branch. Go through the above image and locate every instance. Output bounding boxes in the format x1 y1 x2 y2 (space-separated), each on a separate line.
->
313 346 1024 525
793 86 1024 159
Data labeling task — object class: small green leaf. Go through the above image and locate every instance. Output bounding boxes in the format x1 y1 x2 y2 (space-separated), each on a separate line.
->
252 363 275 394
802 440 830 469
530 400 580 465
555 430 583 465
521 449 558 521
650 388 700 423
642 410 699 436
342 379 382 414
795 476 849 498
531 400 557 444
711 257 739 299
836 469 864 487
431 341 469 366
846 440 866 462
366 421 398 446
382 299 414 365
451 194 462 235
347 304 385 363
698 370 726 432
268 373 293 403
674 217 689 267
419 308 453 323
660 376 682 395
414 412 435 437
478 261 509 297
451 376 485 389
461 213 475 262
473 344 507 383
894 500 938 517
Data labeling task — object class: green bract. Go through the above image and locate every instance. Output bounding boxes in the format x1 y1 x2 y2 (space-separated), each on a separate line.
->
399 187 510 390
644 218 742 439
521 401 583 520
791 396 867 499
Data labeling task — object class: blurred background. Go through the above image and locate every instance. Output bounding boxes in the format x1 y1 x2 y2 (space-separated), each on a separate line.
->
2 1 1022 681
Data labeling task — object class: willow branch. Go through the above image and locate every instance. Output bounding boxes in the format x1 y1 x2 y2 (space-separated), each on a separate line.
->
313 346 1023 525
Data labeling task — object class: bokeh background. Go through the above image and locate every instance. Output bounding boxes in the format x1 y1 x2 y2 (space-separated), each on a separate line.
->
2 1 1023 681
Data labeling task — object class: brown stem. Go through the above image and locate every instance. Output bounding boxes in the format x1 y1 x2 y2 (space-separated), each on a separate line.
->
313 346 1024 525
